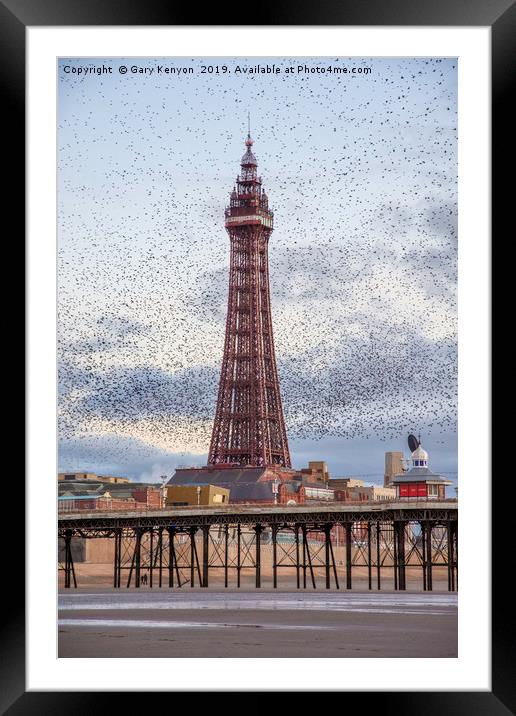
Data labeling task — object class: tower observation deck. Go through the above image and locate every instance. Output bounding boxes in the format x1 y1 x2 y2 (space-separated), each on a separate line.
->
208 132 291 468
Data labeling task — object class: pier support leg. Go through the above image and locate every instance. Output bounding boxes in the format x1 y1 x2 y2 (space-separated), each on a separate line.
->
303 527 316 589
453 522 458 590
421 521 427 590
149 528 153 588
329 526 340 589
172 532 183 587
64 530 76 588
134 529 142 588
202 525 210 588
224 524 229 588
237 524 241 588
168 528 174 588
367 522 372 591
64 535 70 589
189 528 199 587
113 529 122 588
324 525 331 589
158 528 163 588
395 521 406 591
425 521 433 591
376 522 381 590
447 521 457 591
302 525 307 588
126 536 136 588
272 525 278 588
295 525 300 590
254 525 262 588
113 530 118 589
345 523 352 590
391 522 398 590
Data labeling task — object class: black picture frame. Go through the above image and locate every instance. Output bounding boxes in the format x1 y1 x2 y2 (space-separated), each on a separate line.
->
9 0 507 711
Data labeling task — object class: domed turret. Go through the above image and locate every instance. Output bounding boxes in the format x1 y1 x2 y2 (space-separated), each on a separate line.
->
411 443 428 468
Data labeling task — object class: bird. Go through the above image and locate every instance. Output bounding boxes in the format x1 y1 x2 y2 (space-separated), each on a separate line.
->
57 56 457 479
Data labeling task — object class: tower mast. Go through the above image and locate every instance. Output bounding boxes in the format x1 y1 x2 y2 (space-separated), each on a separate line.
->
208 131 291 468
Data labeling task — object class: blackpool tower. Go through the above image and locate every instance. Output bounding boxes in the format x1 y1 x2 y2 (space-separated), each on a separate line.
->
208 131 291 468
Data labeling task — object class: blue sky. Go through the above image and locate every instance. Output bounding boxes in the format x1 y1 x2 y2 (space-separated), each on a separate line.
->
58 57 457 484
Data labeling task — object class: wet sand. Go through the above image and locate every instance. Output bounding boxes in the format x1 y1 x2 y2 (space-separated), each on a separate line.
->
58 590 457 658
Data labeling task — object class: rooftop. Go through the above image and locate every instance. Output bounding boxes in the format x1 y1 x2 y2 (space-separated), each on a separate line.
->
392 468 452 484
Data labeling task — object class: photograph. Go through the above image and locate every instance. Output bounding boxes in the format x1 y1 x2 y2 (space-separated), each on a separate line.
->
56 55 459 659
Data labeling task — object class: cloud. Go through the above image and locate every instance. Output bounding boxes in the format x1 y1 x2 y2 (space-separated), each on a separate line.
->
57 431 457 484
58 432 206 481
57 57 457 474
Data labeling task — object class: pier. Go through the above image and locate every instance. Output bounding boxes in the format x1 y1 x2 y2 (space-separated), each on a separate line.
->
58 500 458 591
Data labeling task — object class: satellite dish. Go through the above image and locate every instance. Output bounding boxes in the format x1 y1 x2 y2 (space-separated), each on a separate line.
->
408 434 420 452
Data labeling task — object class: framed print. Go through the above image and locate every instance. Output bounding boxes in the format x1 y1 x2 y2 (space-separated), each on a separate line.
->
7 0 509 709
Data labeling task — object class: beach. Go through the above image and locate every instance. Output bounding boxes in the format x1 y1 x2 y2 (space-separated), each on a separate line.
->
58 589 457 658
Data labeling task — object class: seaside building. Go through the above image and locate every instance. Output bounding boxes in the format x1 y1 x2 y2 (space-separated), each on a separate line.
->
335 485 396 502
301 483 334 501
166 484 230 507
58 493 137 513
307 461 330 484
168 465 290 504
328 477 365 490
167 462 334 505
58 472 98 482
58 477 162 511
384 451 406 487
58 471 130 484
328 477 396 502
392 442 452 499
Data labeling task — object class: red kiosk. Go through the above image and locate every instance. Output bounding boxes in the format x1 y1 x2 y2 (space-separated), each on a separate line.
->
392 442 452 500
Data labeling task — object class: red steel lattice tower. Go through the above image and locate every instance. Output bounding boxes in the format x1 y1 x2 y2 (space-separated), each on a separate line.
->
208 131 291 468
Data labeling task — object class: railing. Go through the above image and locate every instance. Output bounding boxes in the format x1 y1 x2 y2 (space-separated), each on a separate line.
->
58 497 457 517
225 207 273 219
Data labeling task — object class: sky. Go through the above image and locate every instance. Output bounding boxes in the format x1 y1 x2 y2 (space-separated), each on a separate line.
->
57 56 457 485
